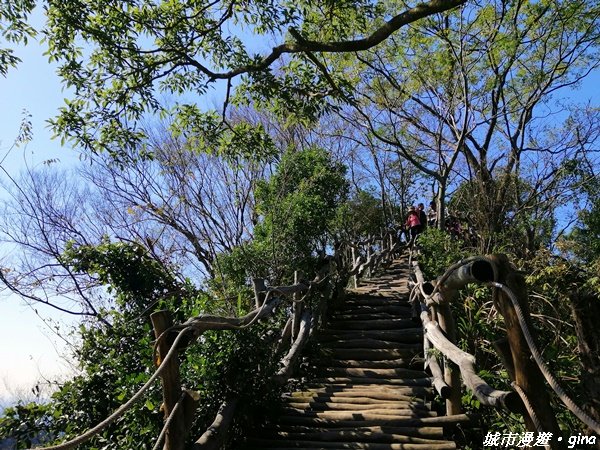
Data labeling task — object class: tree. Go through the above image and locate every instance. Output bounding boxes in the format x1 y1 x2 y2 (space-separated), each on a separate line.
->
0 0 36 76
0 0 466 158
0 125 272 316
567 171 600 264
334 189 388 243
449 174 556 255
328 0 599 247
220 146 348 283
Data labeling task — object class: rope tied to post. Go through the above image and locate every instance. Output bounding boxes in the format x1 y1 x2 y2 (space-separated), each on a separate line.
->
34 327 194 450
489 281 600 435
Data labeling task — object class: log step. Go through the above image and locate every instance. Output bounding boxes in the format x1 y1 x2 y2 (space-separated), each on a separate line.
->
238 258 458 450
285 389 430 401
307 377 431 387
255 430 445 444
318 336 421 346
326 319 417 330
316 368 429 379
283 395 424 405
246 438 456 449
319 329 421 338
318 339 421 350
330 313 411 321
278 409 437 418
283 401 430 411
274 413 469 427
340 299 409 307
263 425 445 439
310 358 423 369
318 349 420 360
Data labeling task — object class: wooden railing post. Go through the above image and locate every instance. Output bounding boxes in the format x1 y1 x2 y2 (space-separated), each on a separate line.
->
366 245 372 278
292 271 303 341
151 310 187 450
252 278 267 308
351 246 358 288
434 300 463 416
489 254 564 449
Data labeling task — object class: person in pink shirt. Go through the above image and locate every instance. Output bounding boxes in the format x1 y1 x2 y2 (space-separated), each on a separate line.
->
404 206 421 246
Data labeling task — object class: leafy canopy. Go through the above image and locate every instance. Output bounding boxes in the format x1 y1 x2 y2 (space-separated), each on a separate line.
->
219 146 348 283
12 0 467 157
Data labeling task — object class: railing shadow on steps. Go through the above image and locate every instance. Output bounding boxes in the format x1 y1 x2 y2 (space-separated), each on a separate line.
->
409 254 600 450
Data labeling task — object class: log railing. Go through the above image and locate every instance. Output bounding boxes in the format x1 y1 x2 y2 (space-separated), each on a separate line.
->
410 255 600 449
346 230 400 287
151 233 403 450
411 257 531 417
29 232 403 450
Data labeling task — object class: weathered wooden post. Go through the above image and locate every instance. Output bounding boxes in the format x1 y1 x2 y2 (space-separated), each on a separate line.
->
433 298 463 416
434 258 497 416
488 254 564 449
292 271 303 341
252 278 267 308
151 310 187 450
351 246 358 288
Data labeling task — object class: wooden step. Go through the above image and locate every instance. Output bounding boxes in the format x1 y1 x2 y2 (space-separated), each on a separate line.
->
318 330 422 344
300 385 433 398
254 430 446 444
278 408 437 419
282 395 425 405
305 378 431 389
274 413 470 427
283 401 430 412
281 392 429 409
336 304 412 312
310 358 423 369
326 319 417 330
285 389 430 402
318 339 421 350
341 299 406 307
330 313 410 321
319 348 420 360
246 438 456 449
261 425 445 439
315 368 429 379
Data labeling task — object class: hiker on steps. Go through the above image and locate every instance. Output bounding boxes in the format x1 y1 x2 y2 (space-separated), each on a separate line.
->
404 206 421 247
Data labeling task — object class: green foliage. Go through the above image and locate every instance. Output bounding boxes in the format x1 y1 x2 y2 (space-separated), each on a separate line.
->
31 0 461 156
333 189 388 241
62 238 186 309
418 231 595 445
0 403 55 449
219 146 348 282
0 0 36 76
449 175 555 255
1 234 292 448
416 227 468 279
567 197 600 265
170 109 278 163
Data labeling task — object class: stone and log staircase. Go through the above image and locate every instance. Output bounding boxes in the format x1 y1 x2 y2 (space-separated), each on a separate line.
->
242 259 458 449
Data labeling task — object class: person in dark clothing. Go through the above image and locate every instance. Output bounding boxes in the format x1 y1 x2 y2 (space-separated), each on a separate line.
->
417 203 427 234
427 201 437 227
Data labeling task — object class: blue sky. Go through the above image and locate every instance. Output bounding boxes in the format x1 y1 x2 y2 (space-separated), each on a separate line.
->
0 12 78 402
